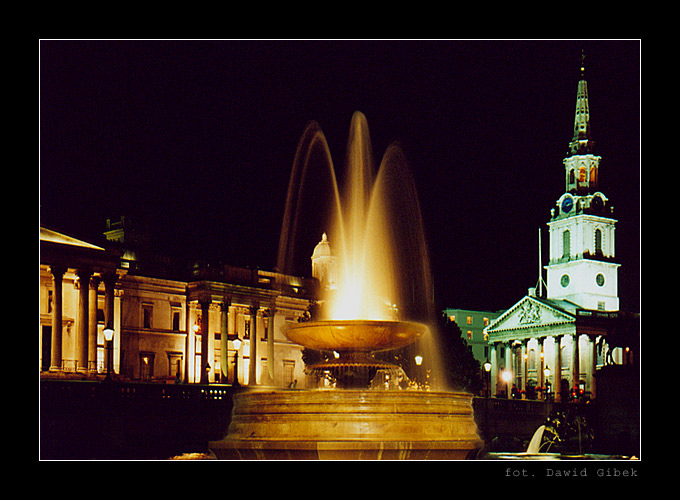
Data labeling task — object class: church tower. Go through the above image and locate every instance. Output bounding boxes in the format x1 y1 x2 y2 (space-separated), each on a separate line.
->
545 53 620 311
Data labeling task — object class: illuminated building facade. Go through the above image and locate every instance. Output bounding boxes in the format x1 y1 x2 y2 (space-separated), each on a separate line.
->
442 308 502 366
483 56 637 402
40 220 317 388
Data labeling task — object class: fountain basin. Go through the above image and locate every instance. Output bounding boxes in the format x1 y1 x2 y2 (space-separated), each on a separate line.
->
282 320 428 352
209 389 483 460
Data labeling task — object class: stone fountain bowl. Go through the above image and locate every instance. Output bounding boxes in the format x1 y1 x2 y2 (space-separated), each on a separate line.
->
282 319 428 352
210 389 483 460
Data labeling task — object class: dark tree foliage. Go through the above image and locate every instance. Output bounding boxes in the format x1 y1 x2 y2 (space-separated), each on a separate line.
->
436 314 483 394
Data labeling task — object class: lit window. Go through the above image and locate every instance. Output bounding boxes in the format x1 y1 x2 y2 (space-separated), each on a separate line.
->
483 317 489 326
467 330 473 340
467 316 473 325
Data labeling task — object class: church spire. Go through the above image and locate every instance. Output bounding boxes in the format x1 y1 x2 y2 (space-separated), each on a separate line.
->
568 50 595 156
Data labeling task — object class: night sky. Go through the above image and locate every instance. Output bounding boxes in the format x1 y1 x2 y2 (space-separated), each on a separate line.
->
39 40 640 313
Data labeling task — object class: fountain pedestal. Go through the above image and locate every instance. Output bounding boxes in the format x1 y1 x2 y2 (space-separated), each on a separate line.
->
209 389 483 460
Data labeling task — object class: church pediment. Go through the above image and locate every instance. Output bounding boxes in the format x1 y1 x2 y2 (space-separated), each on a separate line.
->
486 296 575 336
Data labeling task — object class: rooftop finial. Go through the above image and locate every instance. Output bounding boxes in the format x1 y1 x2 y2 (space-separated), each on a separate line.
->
580 49 586 78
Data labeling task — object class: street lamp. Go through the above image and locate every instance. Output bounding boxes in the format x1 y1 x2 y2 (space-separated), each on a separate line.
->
232 337 242 387
501 369 512 399
544 365 551 400
103 324 114 381
414 355 423 366
483 359 492 398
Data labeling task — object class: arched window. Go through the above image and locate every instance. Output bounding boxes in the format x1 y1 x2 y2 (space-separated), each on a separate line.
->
590 166 597 185
579 167 586 183
569 169 575 185
562 230 571 259
595 228 603 254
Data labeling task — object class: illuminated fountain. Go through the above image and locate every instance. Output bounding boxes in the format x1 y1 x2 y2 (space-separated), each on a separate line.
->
210 112 482 459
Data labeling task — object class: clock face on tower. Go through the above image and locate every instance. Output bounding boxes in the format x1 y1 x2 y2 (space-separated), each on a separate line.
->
591 195 603 212
561 196 574 214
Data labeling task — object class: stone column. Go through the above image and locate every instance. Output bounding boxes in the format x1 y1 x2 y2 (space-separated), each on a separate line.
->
199 296 211 384
249 304 259 385
504 343 512 399
220 299 231 382
184 289 191 383
76 268 92 373
553 335 562 402
520 341 527 396
267 308 276 385
590 335 598 398
537 337 545 399
103 274 117 375
88 275 100 372
50 265 66 371
573 334 581 396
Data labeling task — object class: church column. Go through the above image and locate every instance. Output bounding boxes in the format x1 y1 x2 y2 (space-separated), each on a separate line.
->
537 337 546 399
572 334 581 397
590 335 598 398
199 296 211 384
520 341 527 397
50 265 66 371
88 275 100 372
553 335 562 402
504 343 512 399
76 268 92 373
248 304 260 385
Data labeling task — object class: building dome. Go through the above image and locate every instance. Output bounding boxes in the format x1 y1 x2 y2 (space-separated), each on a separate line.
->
311 233 332 260
311 233 337 290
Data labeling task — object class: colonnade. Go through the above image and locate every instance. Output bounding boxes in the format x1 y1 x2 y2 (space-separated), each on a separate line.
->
188 296 278 386
489 333 600 401
47 265 117 374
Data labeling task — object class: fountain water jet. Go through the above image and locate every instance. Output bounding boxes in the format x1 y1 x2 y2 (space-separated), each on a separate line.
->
210 112 483 459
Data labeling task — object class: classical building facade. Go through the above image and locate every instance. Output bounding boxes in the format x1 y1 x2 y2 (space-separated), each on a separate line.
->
483 58 638 402
40 220 317 388
40 227 122 375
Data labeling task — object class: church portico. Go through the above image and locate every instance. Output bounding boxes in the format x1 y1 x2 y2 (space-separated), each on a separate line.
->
488 325 601 402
